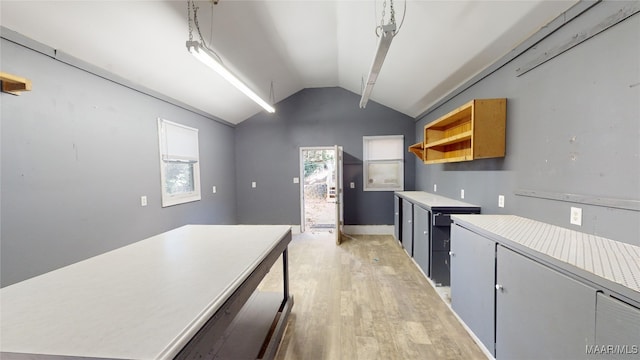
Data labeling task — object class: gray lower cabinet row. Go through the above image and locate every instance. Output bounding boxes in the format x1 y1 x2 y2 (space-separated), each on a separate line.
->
450 224 640 359
394 192 481 287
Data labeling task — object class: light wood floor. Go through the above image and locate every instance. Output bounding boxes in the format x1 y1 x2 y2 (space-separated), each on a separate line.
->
258 232 486 360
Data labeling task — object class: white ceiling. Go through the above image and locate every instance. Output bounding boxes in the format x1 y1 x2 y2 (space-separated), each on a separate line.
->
1 0 577 125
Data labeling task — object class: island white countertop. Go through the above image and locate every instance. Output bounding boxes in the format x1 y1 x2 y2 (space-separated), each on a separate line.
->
0 224 292 359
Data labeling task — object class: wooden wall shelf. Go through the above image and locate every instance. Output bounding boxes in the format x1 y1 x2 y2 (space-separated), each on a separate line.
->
408 142 424 160
410 98 506 164
1 71 32 95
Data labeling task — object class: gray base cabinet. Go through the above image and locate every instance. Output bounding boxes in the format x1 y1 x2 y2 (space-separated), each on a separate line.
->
394 195 401 242
401 199 413 256
594 293 640 358
413 206 430 276
450 225 496 356
496 246 596 360
451 215 640 360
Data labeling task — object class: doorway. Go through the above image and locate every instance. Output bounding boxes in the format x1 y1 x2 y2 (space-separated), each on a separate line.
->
299 146 343 243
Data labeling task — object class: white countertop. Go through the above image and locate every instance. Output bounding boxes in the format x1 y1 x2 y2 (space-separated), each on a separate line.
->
0 224 291 359
396 191 481 210
452 215 640 296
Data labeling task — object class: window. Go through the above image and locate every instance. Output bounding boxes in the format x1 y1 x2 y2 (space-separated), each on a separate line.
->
363 135 404 191
158 118 201 207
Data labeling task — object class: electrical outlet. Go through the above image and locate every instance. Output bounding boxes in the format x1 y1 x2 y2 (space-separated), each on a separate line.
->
212 186 217 194
251 181 256 188
140 196 147 207
498 195 505 208
433 184 437 192
460 189 465 199
570 207 582 226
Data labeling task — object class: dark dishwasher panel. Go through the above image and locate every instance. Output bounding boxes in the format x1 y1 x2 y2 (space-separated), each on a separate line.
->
431 215 451 251
431 212 475 286
431 251 451 286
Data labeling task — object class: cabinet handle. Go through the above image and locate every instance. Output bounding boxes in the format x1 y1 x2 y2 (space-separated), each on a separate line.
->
449 251 455 256
495 284 504 292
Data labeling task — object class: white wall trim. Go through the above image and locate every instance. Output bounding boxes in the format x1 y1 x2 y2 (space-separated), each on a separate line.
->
343 225 394 235
289 225 301 235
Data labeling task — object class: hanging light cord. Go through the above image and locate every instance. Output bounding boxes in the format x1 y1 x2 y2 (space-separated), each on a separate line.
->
187 0 223 63
393 0 407 36
375 0 407 37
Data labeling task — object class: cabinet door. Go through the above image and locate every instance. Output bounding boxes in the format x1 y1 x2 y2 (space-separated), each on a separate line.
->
401 200 413 255
450 225 496 356
413 206 430 273
595 293 640 355
496 246 596 360
394 196 401 242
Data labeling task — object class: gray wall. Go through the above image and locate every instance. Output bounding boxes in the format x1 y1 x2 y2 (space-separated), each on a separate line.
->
415 1 639 245
235 87 415 225
1 36 237 287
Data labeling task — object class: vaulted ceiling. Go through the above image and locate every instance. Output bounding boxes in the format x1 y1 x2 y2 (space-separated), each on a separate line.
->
1 0 577 124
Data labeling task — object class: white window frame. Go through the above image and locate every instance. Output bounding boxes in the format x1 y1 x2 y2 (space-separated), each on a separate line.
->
158 118 201 207
363 135 404 192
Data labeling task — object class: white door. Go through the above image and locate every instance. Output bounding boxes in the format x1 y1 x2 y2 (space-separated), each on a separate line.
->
334 145 344 245
300 146 339 235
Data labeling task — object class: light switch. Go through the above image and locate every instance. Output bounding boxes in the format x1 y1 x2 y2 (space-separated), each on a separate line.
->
433 184 437 192
212 186 217 194
293 177 299 184
251 181 257 188
350 182 355 189
140 196 147 207
460 189 465 199
498 195 505 208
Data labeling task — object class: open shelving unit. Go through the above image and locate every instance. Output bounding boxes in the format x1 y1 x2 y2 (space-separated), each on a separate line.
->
411 98 506 164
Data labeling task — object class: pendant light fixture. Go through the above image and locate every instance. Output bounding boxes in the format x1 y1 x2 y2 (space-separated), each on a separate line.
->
186 1 275 113
360 0 403 109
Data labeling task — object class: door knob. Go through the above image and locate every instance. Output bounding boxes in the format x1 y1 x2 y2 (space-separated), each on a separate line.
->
495 284 504 292
448 251 455 256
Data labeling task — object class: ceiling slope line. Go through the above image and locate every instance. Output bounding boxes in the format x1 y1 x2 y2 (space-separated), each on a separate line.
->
515 1 639 77
414 0 600 122
0 26 236 128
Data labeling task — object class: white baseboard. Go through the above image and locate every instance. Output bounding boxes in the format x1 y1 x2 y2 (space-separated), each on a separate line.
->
288 225 301 235
291 225 393 236
342 225 394 235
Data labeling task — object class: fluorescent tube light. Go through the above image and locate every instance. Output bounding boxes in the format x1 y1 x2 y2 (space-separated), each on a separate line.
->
187 41 275 113
359 23 396 109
